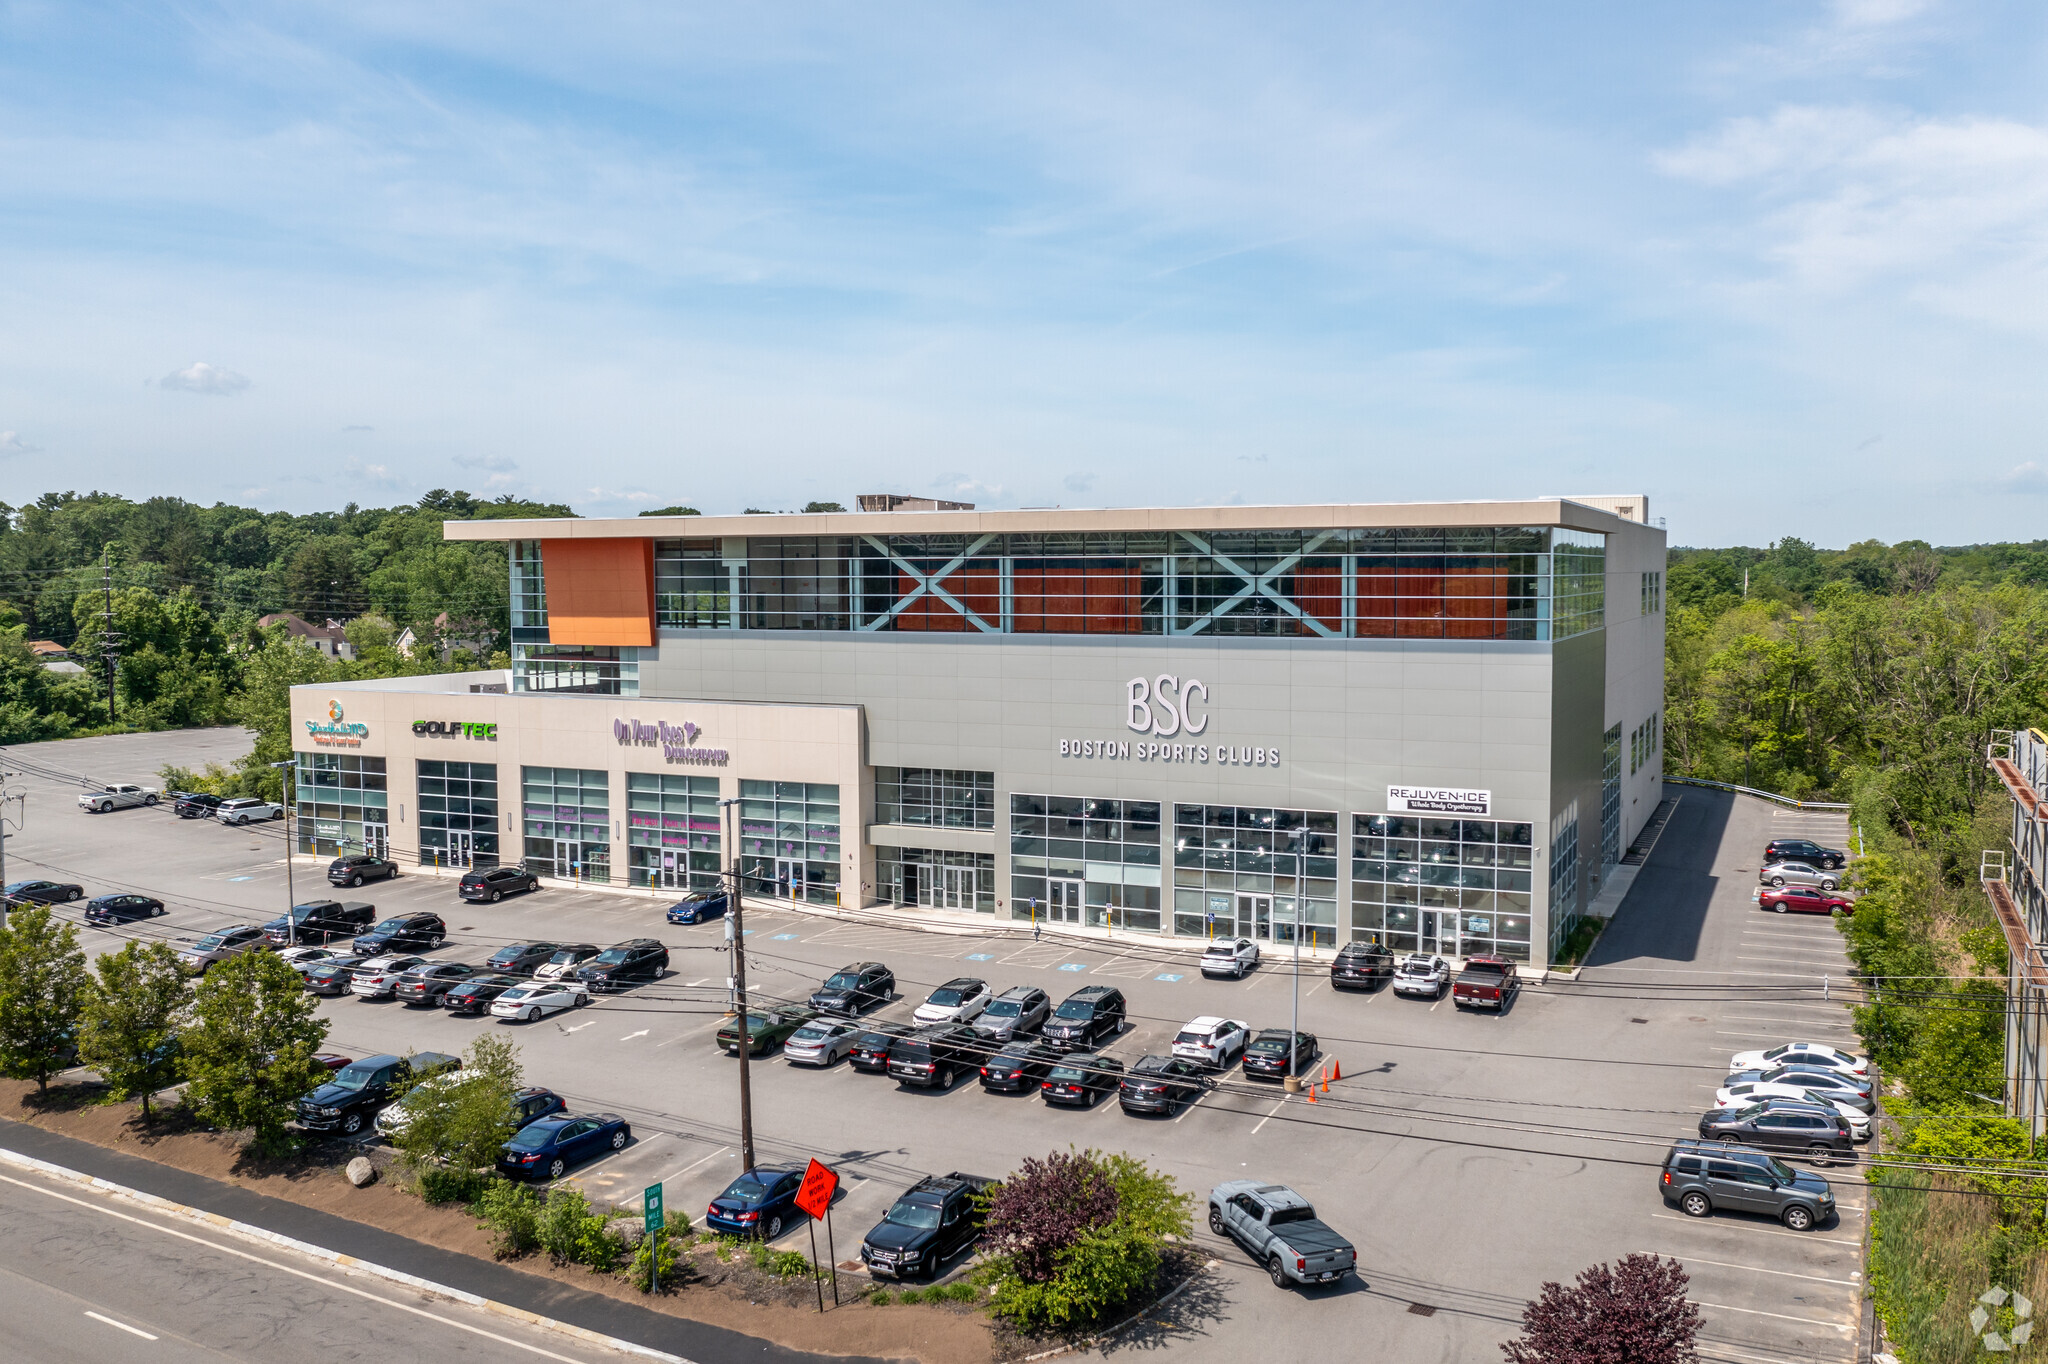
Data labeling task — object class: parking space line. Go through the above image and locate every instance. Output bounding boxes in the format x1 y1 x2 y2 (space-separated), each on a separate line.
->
1699 1344 1855 1364
1648 1213 1860 1246
1693 1300 1851 1329
1651 1254 1860 1286
653 1144 731 1187
1249 1099 1286 1135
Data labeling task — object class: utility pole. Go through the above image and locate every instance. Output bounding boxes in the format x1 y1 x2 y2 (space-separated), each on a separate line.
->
1290 899 1301 1081
99 548 122 725
0 772 21 904
721 797 756 1172
271 759 298 946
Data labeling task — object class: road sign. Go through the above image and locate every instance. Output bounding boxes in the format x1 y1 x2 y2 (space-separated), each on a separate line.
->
794 1158 839 1220
643 1182 665 1234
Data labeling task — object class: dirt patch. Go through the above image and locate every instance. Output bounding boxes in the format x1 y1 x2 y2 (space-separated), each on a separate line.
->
2 1079 993 1364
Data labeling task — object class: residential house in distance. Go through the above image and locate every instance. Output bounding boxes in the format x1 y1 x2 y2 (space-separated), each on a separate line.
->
259 612 354 660
394 612 494 662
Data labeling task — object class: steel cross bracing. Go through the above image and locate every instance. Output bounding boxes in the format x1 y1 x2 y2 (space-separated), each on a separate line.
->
1171 530 1340 637
856 534 998 632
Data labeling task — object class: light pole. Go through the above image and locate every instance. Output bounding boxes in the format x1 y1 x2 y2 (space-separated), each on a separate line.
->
720 797 756 1173
270 759 298 947
1290 897 1301 1081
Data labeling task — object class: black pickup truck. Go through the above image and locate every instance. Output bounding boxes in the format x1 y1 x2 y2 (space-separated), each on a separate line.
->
859 1171 994 1280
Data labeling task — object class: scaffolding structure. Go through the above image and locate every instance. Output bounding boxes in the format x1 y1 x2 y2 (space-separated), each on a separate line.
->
1987 728 2048 1136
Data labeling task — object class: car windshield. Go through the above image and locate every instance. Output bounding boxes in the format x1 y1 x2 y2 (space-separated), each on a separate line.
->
1247 1036 1290 1054
928 988 964 1006
1401 956 1434 970
791 1025 831 1042
331 1064 380 1091
549 948 590 963
885 1200 941 1230
1054 1000 1095 1019
1269 1205 1318 1225
984 999 1022 1017
1763 1045 1793 1061
371 917 408 933
505 1125 557 1152
1174 1031 1205 1045
196 934 229 950
594 949 630 964
824 973 862 989
722 1178 771 1202
1767 1157 1797 1182
1048 1064 1086 1081
500 986 535 1000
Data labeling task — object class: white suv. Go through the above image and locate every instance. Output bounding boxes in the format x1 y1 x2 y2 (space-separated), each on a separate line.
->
1172 1016 1250 1069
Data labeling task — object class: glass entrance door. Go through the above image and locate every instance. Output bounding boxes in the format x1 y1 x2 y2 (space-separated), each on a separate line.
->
1420 909 1444 955
1236 893 1272 940
942 865 973 910
552 839 577 879
448 829 474 869
775 857 806 901
1048 879 1083 924
657 850 685 890
363 823 389 859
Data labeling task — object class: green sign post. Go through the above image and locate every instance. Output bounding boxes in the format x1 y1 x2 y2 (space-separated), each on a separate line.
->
643 1183 665 1292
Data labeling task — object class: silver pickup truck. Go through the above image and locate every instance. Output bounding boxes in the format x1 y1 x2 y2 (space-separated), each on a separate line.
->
78 783 161 813
1209 1180 1357 1288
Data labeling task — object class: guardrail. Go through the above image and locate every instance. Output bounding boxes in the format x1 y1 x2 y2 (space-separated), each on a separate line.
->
1662 775 1852 811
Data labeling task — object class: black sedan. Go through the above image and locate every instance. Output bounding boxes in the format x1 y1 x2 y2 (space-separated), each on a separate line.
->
327 854 399 887
496 1113 631 1182
1118 1055 1210 1115
4 879 83 907
849 1022 915 1074
486 942 562 976
442 974 526 1015
300 956 369 994
1041 1053 1124 1107
85 894 166 925
978 1039 1062 1093
173 792 224 818
1242 1029 1319 1081
460 866 540 903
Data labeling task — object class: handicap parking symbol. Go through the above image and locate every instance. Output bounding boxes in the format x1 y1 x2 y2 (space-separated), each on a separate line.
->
965 952 994 961
773 933 800 940
1058 962 1089 972
1154 973 1183 982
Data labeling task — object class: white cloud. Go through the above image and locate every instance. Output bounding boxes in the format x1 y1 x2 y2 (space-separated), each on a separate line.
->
1831 0 1934 28
0 431 41 456
1998 462 2048 495
159 361 250 395
1062 471 1096 493
931 473 1003 502
452 453 518 472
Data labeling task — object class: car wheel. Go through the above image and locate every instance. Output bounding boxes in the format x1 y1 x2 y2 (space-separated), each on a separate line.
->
341 1111 363 1134
1782 1205 1815 1232
144 794 158 805
1821 879 1837 891
610 1129 627 1150
1209 1208 1228 1235
1680 1191 1711 1218
525 1007 541 1022
1773 901 1788 913
1771 876 1786 887
547 1158 566 1181
491 890 502 903
1719 1135 1744 1146
154 906 164 916
349 875 363 887
67 889 81 901
1807 1144 1836 1168
766 1214 784 1239
271 808 284 820
1269 1254 1288 1288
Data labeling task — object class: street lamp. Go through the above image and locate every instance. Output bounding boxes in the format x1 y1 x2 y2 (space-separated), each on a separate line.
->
270 759 298 947
719 797 756 1173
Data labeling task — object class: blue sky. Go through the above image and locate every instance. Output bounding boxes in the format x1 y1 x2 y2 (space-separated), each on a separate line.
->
1 1 2044 544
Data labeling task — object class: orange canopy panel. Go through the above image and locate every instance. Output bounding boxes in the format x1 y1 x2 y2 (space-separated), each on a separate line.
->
540 539 656 647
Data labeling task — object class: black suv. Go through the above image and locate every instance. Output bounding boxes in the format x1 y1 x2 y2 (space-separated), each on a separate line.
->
1243 1028 1319 1080
859 1172 994 1280
810 962 895 1014
1764 838 1845 869
1698 1101 1856 1166
486 942 562 976
1660 1139 1836 1231
1118 1055 1210 1115
173 792 224 819
576 939 669 991
1330 941 1395 991
887 1023 986 1089
265 900 376 946
1042 986 1125 1051
295 1051 460 1136
327 854 399 887
460 865 540 902
353 912 446 955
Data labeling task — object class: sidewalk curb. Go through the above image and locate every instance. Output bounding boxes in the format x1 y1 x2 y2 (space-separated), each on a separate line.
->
0 1144 691 1364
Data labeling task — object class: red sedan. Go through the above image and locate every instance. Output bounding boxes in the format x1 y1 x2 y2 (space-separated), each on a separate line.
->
1760 886 1853 915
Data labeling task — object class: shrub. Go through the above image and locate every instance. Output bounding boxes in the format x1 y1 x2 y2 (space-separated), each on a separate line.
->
630 1228 681 1290
392 1033 524 1176
418 1167 494 1205
1502 1253 1701 1364
476 1179 544 1257
535 1186 629 1271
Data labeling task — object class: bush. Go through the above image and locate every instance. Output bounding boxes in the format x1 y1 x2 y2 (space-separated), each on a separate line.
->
418 1167 494 1205
630 1229 683 1291
476 1180 544 1257
535 1186 629 1271
1502 1253 1701 1364
392 1033 524 1176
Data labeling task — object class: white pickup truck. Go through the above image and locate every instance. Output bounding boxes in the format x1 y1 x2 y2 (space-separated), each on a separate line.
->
78 783 161 813
1209 1180 1357 1288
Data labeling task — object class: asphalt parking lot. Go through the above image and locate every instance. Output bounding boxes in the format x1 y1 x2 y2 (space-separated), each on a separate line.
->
1 729 1869 1363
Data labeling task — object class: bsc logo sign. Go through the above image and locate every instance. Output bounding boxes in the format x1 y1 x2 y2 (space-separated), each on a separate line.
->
1125 676 1209 738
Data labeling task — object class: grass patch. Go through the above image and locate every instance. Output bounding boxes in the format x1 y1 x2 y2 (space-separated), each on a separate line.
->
1549 916 1605 969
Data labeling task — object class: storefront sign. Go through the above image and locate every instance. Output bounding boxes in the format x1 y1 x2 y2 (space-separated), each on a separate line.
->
304 700 368 747
1059 738 1280 767
1125 676 1209 737
613 717 729 766
412 720 497 740
1387 786 1491 815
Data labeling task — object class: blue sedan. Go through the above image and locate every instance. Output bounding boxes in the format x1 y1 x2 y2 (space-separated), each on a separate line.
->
665 890 730 925
495 1112 631 1181
704 1163 807 1239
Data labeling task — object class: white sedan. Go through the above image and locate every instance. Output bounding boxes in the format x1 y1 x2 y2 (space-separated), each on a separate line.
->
1715 1081 1871 1140
913 977 992 1024
278 945 341 967
1391 953 1451 997
1171 1016 1249 1069
491 980 591 1022
1728 1042 1868 1078
783 1020 862 1067
1200 937 1260 979
349 954 429 998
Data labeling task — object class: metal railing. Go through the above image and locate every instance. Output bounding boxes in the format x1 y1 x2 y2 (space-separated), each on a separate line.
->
1662 775 1851 811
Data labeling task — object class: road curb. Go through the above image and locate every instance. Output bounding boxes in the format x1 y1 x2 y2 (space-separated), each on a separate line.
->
0 1144 692 1364
1015 1256 1220 1362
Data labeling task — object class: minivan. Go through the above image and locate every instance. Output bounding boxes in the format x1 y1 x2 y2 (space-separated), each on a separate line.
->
1659 1139 1835 1231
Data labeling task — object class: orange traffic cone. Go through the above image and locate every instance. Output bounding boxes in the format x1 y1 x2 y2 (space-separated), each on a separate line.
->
1306 1082 1317 1103
1331 1059 1341 1082
1320 1074 1329 1096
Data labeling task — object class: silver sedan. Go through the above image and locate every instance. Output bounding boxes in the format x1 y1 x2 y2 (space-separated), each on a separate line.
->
1758 861 1842 891
782 1019 862 1067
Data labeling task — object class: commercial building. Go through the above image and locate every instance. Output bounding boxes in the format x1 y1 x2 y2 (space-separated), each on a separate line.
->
289 496 1666 963
1986 728 2048 1134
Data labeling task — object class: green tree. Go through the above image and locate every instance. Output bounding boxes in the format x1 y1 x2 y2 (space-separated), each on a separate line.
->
0 906 90 1095
392 1033 525 1175
180 949 329 1152
78 940 188 1118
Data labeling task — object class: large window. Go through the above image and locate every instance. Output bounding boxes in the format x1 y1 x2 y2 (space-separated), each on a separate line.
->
1351 814 1535 961
1601 724 1623 871
294 752 388 859
1009 794 1162 932
874 768 995 830
1174 805 1340 945
738 781 840 905
513 644 639 695
625 773 721 891
523 767 611 884
1551 531 1606 640
655 539 732 629
418 760 499 868
1548 802 1581 958
511 540 547 643
877 848 995 913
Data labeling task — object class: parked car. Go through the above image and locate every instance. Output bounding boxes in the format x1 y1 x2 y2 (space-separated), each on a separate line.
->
810 962 895 1014
177 924 269 973
1729 1043 1868 1078
979 1038 1062 1092
1714 1082 1871 1140
1659 1139 1836 1231
887 1022 986 1088
575 938 669 991
1041 986 1126 1052
704 1163 808 1239
914 977 992 1025
327 854 399 887
974 985 1050 1041
460 865 540 902
718 1004 820 1056
1391 953 1451 998
394 962 478 1006
442 973 526 1015
300 955 369 994
295 1051 459 1136
858 1172 993 1280
1759 885 1854 915
173 792 224 819
532 944 601 981
783 1019 863 1067
1041 1052 1124 1107
849 1021 916 1074
1119 1055 1210 1114
84 894 165 925
495 1112 631 1181
1242 1029 1318 1081
1758 861 1841 892
1201 936 1260 979
1209 1181 1358 1287
1172 1016 1250 1069
380 1082 562 1139
353 912 446 956
263 900 375 946
349 954 433 998
278 944 342 967
78 784 160 813
490 980 593 1022
485 942 562 976
1329 940 1394 991
1732 1065 1876 1113
1764 839 1846 870
215 797 283 825
4 879 83 907
664 890 730 925
1699 1101 1856 1166
1452 956 1519 1011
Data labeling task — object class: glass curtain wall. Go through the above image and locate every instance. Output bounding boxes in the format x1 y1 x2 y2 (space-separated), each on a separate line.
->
513 644 638 695
522 767 612 883
1351 815 1535 961
1174 806 1340 945
625 773 721 890
1009 795 1162 931
418 760 500 868
654 539 731 629
874 768 995 829
294 753 389 858
511 540 547 643
1548 802 1582 960
738 781 840 904
876 848 996 912
1601 724 1623 871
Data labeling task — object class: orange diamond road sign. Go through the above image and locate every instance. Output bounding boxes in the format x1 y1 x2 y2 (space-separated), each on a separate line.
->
794 1159 839 1220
